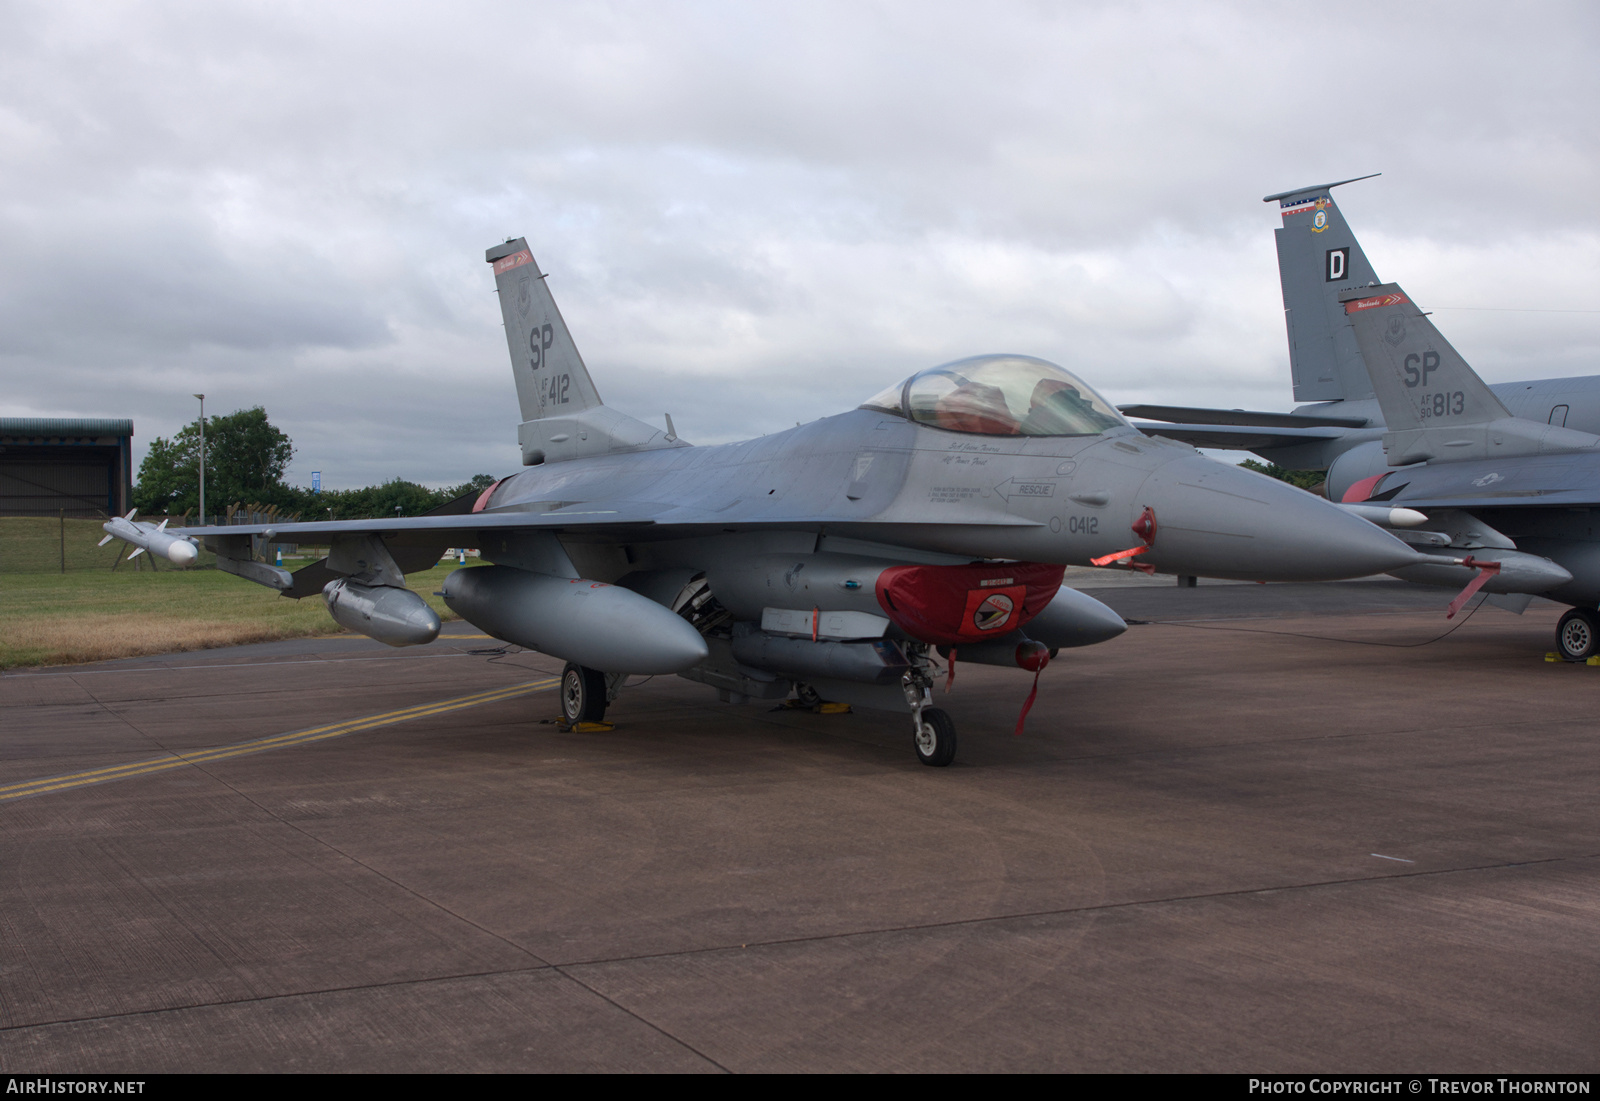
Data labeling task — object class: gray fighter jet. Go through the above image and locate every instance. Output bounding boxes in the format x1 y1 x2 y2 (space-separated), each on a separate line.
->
1326 283 1600 659
1126 176 1600 471
1123 174 1389 471
1129 180 1600 657
104 237 1424 766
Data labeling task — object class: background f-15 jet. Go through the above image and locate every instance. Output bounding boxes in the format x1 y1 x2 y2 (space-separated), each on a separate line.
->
105 236 1424 766
1130 178 1600 659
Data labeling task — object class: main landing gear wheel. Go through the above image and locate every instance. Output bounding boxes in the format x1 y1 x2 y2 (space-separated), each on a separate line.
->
1556 608 1600 662
561 663 609 724
913 707 957 768
795 683 823 708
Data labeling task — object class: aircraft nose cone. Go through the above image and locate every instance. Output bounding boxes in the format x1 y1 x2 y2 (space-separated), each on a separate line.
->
1138 455 1424 582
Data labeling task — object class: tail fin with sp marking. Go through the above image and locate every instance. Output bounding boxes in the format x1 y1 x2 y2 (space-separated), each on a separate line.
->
1341 282 1600 465
485 238 686 465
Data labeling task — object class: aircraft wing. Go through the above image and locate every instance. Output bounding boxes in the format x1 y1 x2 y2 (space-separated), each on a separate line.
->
182 503 1044 544
185 509 661 541
179 503 1047 598
1130 421 1351 451
1119 405 1368 429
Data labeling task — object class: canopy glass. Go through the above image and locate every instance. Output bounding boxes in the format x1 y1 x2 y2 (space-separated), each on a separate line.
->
860 355 1128 437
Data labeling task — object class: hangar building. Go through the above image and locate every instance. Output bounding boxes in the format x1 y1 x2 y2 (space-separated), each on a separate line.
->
0 419 134 518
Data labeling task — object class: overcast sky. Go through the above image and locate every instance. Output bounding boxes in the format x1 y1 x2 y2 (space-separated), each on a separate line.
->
4 1 1597 488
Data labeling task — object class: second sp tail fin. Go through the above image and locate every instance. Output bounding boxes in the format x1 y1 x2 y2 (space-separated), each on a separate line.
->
1342 283 1600 465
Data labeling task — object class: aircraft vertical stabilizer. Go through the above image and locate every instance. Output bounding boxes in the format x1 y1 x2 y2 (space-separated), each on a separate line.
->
1342 283 1600 465
1265 175 1382 403
486 238 685 465
487 238 602 421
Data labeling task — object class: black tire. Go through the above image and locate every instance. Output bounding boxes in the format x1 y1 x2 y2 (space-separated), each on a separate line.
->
561 663 608 724
1556 608 1600 661
795 683 823 708
912 707 957 767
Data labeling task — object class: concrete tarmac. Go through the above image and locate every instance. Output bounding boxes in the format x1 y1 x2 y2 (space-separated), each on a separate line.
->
1 581 1596 1072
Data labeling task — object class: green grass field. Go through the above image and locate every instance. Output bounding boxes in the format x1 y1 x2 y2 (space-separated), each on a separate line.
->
1 516 158 572
0 519 472 668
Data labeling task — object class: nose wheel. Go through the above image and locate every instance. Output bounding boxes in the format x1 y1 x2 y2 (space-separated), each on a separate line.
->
912 707 957 767
902 666 956 766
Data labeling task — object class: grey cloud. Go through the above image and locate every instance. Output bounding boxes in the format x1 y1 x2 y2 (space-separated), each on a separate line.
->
2 0 1596 486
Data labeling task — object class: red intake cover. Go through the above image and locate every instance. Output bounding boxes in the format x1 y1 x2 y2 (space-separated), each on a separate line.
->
874 562 1067 646
1340 473 1388 504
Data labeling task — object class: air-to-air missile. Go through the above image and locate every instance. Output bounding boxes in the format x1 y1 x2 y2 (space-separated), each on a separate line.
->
99 510 199 566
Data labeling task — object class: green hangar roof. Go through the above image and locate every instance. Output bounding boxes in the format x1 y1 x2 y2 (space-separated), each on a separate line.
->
1 419 135 440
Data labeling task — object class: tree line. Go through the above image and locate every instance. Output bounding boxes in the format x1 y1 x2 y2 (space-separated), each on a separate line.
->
132 407 496 519
1238 459 1326 493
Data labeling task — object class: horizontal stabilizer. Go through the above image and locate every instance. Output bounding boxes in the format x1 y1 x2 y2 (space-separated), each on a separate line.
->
1262 173 1381 204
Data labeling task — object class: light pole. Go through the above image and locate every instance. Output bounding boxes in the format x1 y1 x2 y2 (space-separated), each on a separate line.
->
193 394 206 523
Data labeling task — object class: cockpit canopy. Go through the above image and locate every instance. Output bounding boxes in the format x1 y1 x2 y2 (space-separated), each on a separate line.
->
860 355 1129 437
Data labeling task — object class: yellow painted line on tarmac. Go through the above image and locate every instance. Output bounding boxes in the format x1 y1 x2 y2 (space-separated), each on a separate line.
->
0 678 560 803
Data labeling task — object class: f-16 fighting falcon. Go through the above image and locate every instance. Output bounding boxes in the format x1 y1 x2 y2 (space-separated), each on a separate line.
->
103 237 1424 766
1127 178 1600 660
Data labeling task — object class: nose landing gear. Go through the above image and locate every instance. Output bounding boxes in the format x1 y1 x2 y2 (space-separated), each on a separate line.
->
912 707 957 767
903 664 956 767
